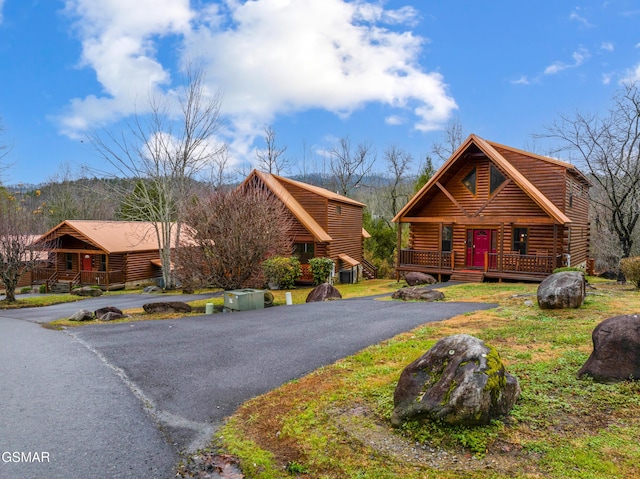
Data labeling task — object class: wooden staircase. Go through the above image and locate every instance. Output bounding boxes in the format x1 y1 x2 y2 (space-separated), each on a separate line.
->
450 270 485 283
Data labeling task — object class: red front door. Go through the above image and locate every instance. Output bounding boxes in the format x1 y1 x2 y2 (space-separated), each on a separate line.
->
82 255 92 271
466 229 491 267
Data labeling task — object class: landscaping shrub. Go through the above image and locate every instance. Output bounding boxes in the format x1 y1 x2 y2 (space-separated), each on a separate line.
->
620 256 640 289
262 256 302 289
309 257 335 285
20 286 31 294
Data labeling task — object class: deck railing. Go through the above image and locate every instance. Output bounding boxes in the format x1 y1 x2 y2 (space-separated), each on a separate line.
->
399 249 560 276
399 249 454 270
486 253 557 275
33 268 124 287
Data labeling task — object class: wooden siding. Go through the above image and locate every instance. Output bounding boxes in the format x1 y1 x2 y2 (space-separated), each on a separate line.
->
415 157 551 221
124 251 162 283
279 181 328 230
492 146 567 208
326 201 363 268
285 208 315 245
565 176 590 266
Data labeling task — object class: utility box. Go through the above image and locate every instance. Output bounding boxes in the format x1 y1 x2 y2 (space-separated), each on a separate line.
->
224 289 265 311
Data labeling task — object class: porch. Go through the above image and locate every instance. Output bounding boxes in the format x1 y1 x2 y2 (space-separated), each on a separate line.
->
398 249 562 282
33 268 125 292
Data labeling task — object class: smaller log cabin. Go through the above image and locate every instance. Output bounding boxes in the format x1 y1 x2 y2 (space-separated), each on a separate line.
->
393 134 592 282
241 170 374 282
33 220 169 291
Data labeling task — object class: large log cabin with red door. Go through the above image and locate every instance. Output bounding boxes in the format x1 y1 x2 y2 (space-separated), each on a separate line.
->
241 170 375 283
393 134 592 283
33 220 172 292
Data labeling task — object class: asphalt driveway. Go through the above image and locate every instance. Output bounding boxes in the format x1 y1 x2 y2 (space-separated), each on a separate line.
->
70 296 496 451
1 292 496 478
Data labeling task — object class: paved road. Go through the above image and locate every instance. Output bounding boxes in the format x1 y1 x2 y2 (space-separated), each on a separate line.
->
1 292 496 478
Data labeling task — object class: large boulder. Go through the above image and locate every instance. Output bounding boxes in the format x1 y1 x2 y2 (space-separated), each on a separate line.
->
578 314 640 383
71 286 103 297
404 272 437 286
99 311 127 321
391 334 520 427
537 271 585 309
69 309 94 321
94 306 123 319
143 301 192 314
392 287 444 302
306 283 342 302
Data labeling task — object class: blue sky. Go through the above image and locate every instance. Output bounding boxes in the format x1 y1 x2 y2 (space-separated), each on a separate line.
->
0 0 639 185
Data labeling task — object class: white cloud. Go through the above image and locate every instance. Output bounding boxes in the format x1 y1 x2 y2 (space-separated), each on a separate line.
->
385 115 405 126
511 75 530 85
0 0 4 23
600 41 614 52
186 0 455 134
622 64 640 83
569 10 593 28
58 0 193 135
59 0 457 163
544 48 590 75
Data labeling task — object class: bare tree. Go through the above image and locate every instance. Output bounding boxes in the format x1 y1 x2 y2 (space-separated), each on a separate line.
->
0 119 13 180
328 136 376 196
175 187 292 290
88 65 225 289
542 82 640 259
432 117 465 163
256 125 289 174
0 194 43 302
384 144 413 219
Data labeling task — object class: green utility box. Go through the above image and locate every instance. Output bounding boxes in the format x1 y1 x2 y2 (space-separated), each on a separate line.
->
224 289 265 311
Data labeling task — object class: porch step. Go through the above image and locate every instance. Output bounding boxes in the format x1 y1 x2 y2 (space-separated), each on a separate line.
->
450 270 485 283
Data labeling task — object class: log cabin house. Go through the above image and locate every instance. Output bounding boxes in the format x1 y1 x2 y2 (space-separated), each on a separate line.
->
33 220 171 292
241 170 375 283
393 134 592 283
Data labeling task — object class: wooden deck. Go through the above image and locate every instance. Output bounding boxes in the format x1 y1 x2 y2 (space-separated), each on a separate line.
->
398 249 562 283
33 268 125 291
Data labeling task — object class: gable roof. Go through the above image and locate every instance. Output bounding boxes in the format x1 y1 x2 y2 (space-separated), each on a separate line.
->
393 134 574 225
36 220 166 254
241 170 366 243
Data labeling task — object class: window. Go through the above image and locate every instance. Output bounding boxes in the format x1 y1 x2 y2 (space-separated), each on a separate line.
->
336 205 342 215
490 164 506 195
462 168 476 195
66 253 73 270
293 242 315 263
441 225 452 252
100 254 107 272
513 228 528 255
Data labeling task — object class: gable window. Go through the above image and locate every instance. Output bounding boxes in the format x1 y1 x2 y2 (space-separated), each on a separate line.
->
490 164 506 195
513 228 528 255
441 225 452 252
462 168 476 195
294 242 315 264
66 253 73 271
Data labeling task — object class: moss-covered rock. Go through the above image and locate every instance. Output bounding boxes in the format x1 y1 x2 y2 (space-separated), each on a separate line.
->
391 334 520 427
